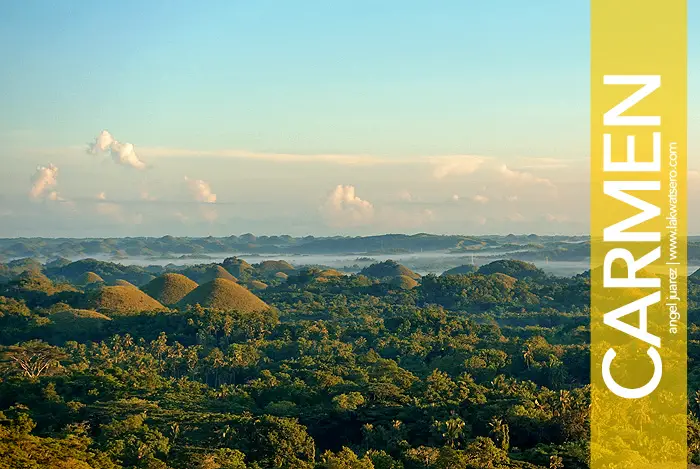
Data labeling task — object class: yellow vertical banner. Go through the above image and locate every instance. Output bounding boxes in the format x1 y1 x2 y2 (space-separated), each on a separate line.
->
591 1 687 468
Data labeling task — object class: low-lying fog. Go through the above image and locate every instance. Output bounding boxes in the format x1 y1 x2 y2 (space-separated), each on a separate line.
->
58 250 597 277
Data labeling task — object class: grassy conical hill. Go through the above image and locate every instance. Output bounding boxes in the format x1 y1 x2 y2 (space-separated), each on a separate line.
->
222 257 253 278
78 271 104 286
247 280 268 291
390 275 419 290
360 260 420 280
51 308 111 322
177 278 269 312
4 270 76 296
490 272 518 288
442 264 478 276
47 308 112 340
254 260 295 274
477 259 544 280
179 265 237 284
141 273 198 306
83 286 165 314
13 271 56 293
113 279 136 287
318 269 345 278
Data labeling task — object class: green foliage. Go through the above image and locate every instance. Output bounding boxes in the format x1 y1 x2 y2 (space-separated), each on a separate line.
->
0 407 119 469
0 251 692 469
317 447 374 469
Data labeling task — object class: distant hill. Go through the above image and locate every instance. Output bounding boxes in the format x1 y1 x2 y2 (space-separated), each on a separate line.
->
82 285 165 314
2 271 76 298
312 269 347 283
287 267 347 285
290 233 485 254
7 258 44 275
222 257 253 278
51 308 111 322
490 272 518 288
360 260 420 280
45 257 72 269
0 235 616 267
247 280 268 291
78 271 104 286
12 271 59 293
141 273 199 306
47 258 157 286
317 268 345 278
113 279 136 287
254 260 295 274
0 258 43 282
442 265 478 276
690 268 700 282
178 265 237 284
390 275 419 290
477 260 545 280
44 307 112 341
177 278 269 312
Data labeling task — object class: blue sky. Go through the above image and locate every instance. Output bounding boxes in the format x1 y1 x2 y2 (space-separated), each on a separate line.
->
0 1 698 237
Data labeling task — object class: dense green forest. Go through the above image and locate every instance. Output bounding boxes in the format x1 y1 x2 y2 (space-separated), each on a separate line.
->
1 256 698 468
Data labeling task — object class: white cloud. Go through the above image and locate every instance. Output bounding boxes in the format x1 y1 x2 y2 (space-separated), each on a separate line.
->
499 164 554 188
47 191 65 201
452 194 460 202
506 195 518 202
142 147 384 166
472 194 489 204
89 130 147 169
184 176 217 203
321 185 374 227
430 155 487 179
97 192 107 200
182 177 219 222
29 164 59 200
514 157 571 169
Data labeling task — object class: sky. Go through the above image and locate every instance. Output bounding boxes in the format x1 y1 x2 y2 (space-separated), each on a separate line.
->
0 1 698 237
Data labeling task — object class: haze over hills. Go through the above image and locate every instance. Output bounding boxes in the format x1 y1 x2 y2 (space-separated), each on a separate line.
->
3 233 700 280
0 234 591 260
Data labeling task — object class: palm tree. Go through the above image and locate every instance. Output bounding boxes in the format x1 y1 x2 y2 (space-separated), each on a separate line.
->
549 455 564 469
522 345 534 369
488 417 510 451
